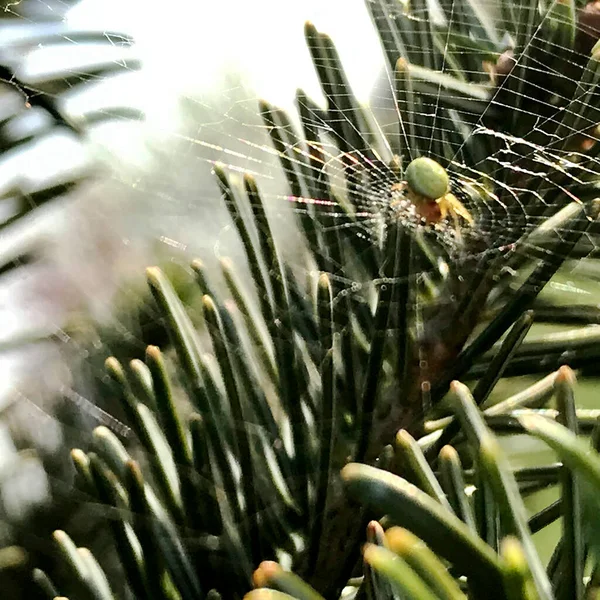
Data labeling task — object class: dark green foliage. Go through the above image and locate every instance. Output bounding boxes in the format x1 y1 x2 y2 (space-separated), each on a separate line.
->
24 0 600 599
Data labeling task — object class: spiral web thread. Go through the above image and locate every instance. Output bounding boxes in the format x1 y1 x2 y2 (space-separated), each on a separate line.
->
166 1 600 313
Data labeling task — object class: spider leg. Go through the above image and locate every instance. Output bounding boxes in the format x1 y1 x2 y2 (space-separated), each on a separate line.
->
448 193 474 225
438 198 448 221
389 182 405 210
439 196 463 240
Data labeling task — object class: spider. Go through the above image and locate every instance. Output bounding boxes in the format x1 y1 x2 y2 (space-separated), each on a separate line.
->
391 157 474 231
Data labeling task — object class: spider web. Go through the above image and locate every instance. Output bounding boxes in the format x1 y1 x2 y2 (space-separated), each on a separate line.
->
142 0 600 318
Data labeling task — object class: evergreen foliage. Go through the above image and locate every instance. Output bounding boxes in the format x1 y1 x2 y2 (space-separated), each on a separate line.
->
12 1 600 598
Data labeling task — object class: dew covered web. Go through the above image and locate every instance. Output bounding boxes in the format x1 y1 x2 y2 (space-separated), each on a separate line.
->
4 0 600 567
118 0 600 312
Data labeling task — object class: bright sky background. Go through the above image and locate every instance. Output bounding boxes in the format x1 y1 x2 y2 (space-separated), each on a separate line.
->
66 0 385 131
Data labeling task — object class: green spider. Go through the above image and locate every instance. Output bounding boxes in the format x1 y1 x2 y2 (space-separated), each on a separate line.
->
391 157 474 230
